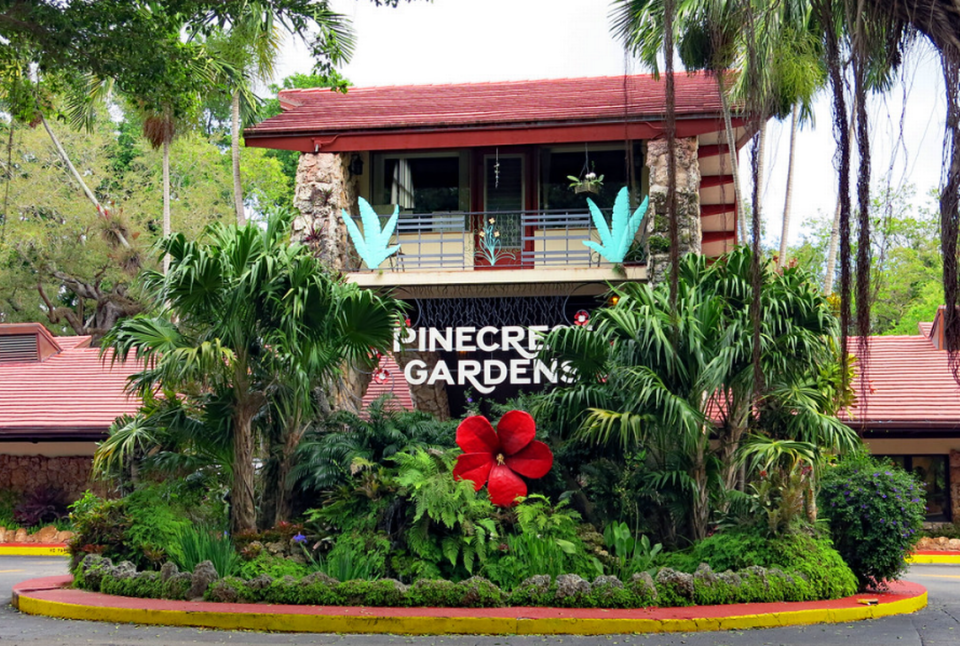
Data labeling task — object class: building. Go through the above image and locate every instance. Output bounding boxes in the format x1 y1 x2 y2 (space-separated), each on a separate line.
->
245 72 750 418
0 323 140 502
847 308 960 522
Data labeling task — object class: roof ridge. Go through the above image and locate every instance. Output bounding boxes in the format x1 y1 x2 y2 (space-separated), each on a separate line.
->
278 71 710 95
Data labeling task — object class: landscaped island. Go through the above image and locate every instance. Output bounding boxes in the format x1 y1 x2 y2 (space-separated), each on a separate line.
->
58 221 925 610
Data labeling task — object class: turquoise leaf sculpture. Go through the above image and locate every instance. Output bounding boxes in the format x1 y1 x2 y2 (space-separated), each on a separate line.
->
342 197 401 269
582 187 649 263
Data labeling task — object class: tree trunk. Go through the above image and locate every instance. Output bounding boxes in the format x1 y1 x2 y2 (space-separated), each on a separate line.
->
272 425 302 526
231 404 258 535
716 74 746 243
231 90 245 226
691 449 710 542
823 117 855 295
824 198 841 294
39 112 131 249
940 53 960 356
778 105 799 268
754 121 767 229
162 138 171 274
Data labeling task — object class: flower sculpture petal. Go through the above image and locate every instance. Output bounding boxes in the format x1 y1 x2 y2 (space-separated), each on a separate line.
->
452 410 553 507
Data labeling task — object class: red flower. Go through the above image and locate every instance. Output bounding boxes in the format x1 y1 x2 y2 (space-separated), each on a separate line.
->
452 410 553 507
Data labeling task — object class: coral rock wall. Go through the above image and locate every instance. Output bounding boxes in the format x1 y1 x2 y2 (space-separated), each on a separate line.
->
0 454 92 502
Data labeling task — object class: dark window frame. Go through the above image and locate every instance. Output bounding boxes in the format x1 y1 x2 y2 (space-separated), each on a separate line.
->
876 454 951 522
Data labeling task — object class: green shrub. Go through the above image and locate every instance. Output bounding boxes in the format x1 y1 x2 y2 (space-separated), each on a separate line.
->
123 485 193 567
654 568 694 607
205 576 257 603
161 573 193 600
315 532 387 581
237 552 309 580
820 451 926 590
506 575 554 606
100 571 164 598
406 579 460 607
691 565 740 606
664 528 857 600
261 576 304 604
587 576 635 608
69 484 200 570
67 495 130 569
337 579 407 606
171 525 238 577
0 488 18 525
920 522 960 540
457 576 504 608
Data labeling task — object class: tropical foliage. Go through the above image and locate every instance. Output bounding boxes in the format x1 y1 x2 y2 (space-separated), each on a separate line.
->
101 209 401 533
536 247 857 543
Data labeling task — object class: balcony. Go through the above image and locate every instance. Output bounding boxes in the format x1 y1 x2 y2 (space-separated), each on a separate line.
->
345 209 648 290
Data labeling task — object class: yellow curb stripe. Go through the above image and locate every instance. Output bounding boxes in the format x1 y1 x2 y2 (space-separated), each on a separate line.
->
0 546 69 557
907 554 960 564
12 590 928 636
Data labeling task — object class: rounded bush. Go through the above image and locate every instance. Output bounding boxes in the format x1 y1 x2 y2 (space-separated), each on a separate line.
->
819 452 925 590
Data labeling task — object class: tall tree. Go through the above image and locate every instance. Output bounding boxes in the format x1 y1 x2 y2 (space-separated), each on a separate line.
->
0 109 289 336
198 2 354 225
104 210 400 533
778 105 800 268
537 248 855 542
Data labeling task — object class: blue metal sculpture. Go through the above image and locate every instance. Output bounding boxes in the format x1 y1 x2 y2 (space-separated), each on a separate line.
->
342 197 401 269
582 187 649 264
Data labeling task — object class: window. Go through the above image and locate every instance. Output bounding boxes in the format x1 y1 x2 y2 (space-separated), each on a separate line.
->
539 144 645 212
879 455 950 521
376 154 460 214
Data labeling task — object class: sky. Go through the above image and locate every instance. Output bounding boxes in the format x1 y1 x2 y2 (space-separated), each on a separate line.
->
275 0 949 247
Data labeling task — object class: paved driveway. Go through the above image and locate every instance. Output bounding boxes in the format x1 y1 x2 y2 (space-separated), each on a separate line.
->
1 555 958 645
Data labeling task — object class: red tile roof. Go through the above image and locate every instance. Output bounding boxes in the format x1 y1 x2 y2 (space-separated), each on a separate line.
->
250 73 723 136
0 331 141 440
843 329 960 429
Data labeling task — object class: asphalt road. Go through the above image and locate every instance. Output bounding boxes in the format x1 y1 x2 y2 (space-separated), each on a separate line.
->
1 555 959 646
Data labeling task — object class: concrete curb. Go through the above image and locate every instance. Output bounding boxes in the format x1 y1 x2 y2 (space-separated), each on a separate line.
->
10 576 928 635
0 543 69 557
907 551 960 564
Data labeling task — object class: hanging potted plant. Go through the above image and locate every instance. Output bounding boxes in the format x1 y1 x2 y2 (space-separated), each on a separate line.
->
568 170 604 194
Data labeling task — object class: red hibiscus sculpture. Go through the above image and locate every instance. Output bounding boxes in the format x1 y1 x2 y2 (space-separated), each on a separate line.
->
452 410 553 507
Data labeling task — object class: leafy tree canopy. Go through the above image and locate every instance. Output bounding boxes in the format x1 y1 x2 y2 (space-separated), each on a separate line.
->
0 108 289 337
0 1 373 120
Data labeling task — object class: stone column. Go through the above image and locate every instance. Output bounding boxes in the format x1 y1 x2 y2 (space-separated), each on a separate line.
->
392 349 451 421
293 152 359 271
294 152 369 411
644 136 702 285
950 449 960 522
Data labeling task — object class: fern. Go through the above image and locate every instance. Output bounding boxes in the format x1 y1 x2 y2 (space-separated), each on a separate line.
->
393 448 499 578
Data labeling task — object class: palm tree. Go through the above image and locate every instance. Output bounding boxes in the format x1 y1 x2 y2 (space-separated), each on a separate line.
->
198 2 355 224
104 208 400 533
777 105 799 268
537 247 853 542
612 0 826 245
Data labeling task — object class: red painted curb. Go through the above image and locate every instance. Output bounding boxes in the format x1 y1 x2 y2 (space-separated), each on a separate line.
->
11 576 926 621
